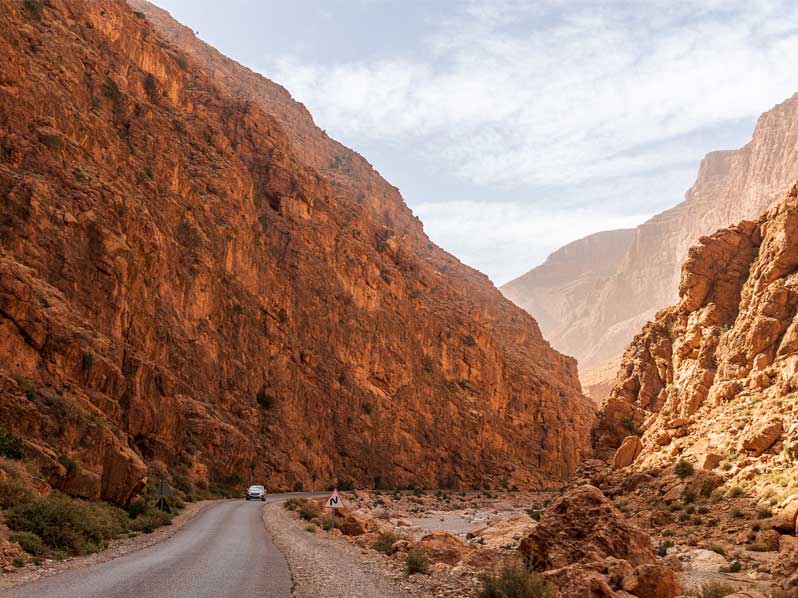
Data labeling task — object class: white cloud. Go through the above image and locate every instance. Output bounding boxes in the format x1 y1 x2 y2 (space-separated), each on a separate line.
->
257 0 798 281
265 1 798 188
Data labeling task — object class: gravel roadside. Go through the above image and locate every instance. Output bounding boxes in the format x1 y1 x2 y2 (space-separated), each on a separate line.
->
263 502 473 598
0 499 218 592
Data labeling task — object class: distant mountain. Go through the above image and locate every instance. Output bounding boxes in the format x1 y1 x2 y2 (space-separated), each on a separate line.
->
503 93 798 369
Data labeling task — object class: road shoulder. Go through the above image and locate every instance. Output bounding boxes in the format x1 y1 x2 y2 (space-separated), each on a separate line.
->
0 499 219 591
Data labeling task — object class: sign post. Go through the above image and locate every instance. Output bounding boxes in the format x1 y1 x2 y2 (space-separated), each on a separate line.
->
155 479 174 513
323 488 344 529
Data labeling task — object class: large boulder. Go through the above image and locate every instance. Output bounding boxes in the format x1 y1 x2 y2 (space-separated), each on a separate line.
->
519 485 655 570
414 532 471 565
612 436 643 470
773 495 798 534
742 419 782 456
621 563 680 598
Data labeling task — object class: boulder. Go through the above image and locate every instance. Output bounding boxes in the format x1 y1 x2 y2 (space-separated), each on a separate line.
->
755 529 781 552
613 436 643 470
742 420 782 456
621 563 681 598
518 485 656 571
773 495 798 534
414 532 470 565
700 452 723 470
776 535 798 578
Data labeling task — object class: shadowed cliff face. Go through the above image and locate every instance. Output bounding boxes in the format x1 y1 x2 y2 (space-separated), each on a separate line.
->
0 0 594 502
594 186 798 475
503 94 798 370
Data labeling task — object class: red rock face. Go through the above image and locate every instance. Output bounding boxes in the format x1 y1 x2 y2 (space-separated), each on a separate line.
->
593 186 798 476
0 0 594 502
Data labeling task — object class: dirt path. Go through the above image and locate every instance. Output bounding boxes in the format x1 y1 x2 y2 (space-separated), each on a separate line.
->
263 502 474 598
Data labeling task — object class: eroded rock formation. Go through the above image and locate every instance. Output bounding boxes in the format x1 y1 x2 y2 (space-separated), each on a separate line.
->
518 485 680 597
0 0 593 502
594 186 798 482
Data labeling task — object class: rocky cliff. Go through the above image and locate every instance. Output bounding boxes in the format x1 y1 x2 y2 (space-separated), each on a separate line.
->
503 94 798 369
594 185 798 486
0 0 594 503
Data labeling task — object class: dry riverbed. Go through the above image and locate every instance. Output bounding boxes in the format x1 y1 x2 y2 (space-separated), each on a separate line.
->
263 490 552 597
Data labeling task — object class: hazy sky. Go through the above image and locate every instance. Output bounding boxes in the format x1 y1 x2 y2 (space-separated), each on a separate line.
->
152 0 798 284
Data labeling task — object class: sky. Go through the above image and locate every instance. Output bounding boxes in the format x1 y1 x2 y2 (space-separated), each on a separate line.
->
152 0 798 285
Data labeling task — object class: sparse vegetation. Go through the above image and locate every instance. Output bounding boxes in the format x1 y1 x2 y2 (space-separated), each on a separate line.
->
404 548 430 575
421 355 434 374
0 429 24 460
10 531 46 556
477 562 555 598
675 459 694 478
371 531 402 555
23 0 44 19
256 388 275 409
5 492 128 555
696 582 740 598
82 351 94 371
729 560 741 573
143 74 158 99
727 485 743 498
0 479 33 509
657 540 674 557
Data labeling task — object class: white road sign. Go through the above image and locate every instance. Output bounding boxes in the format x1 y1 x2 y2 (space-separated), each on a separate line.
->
325 488 344 509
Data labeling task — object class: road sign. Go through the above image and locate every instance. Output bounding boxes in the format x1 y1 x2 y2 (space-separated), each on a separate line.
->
156 479 173 513
324 488 344 509
157 479 174 497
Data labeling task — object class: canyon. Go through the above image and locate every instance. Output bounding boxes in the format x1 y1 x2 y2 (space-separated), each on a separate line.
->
0 0 594 505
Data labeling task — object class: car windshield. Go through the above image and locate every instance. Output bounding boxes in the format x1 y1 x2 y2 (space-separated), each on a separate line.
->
248 485 264 491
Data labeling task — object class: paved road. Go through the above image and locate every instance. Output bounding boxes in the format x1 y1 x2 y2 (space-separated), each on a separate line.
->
4 497 299 598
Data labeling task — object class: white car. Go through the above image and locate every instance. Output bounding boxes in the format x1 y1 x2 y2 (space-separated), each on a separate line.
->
245 485 266 501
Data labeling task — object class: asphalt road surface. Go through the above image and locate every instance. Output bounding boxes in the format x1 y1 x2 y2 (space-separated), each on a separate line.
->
4 497 298 598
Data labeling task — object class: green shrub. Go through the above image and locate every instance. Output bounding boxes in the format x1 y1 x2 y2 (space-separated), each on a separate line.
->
0 479 33 509
10 531 45 556
319 514 340 531
0 430 24 460
477 562 556 598
727 485 743 498
82 351 94 371
371 532 401 555
23 0 44 19
709 545 726 556
5 493 128 555
283 497 304 511
125 501 147 519
696 582 739 598
129 510 172 534
404 549 430 575
304 524 316 533
299 500 322 522
729 560 741 573
674 459 694 478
